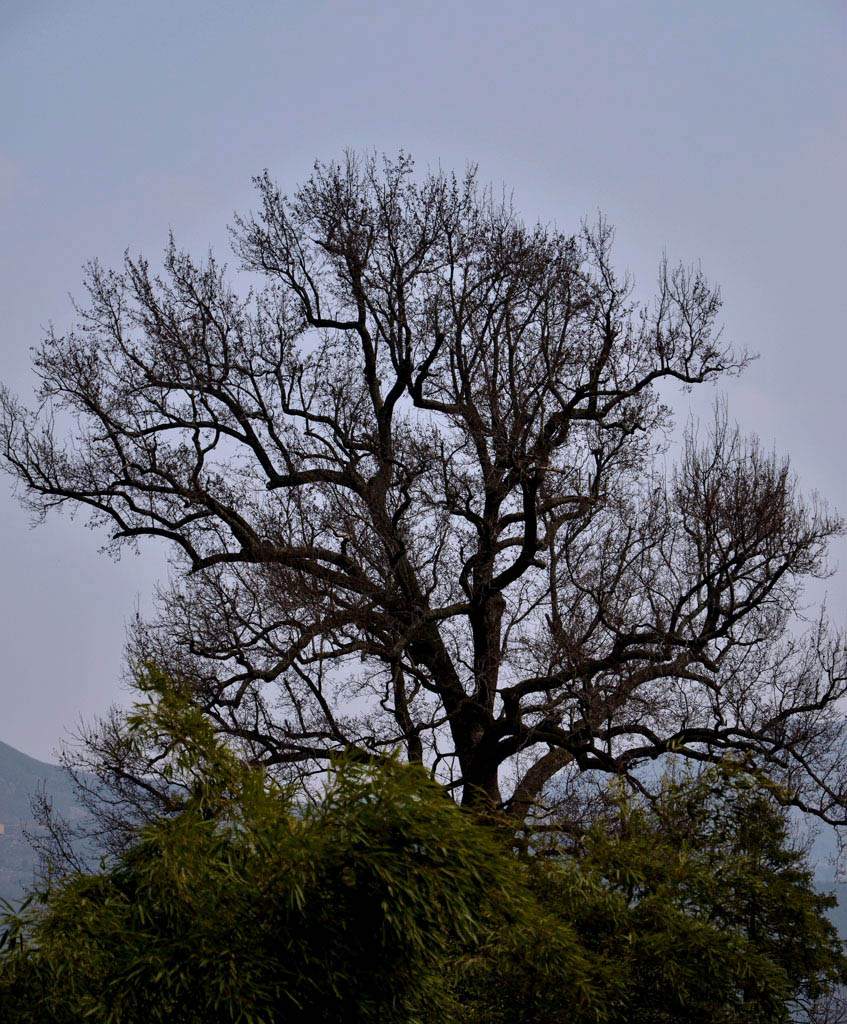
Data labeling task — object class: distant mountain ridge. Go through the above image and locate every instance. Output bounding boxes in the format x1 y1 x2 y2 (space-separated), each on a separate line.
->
0 739 85 905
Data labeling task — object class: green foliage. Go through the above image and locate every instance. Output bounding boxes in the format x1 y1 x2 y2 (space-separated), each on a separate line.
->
0 669 523 1023
1 670 844 1023
458 766 846 1024
586 766 847 1022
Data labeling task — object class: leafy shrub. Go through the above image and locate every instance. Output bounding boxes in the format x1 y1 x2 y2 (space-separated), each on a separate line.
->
2 670 844 1023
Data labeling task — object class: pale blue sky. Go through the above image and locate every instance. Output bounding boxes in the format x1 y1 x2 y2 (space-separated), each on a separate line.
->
1 0 844 759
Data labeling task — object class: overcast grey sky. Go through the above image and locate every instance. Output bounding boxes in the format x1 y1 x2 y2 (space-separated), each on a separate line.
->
1 0 844 761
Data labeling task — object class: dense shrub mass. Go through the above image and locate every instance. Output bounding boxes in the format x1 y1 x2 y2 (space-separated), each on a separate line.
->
460 769 847 1024
1 672 844 1023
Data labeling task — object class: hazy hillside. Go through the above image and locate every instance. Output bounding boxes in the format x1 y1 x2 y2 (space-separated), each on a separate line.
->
0 740 85 906
806 827 847 940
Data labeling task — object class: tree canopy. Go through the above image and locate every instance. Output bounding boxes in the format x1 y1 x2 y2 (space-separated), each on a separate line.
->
2 152 845 821
2 670 845 1024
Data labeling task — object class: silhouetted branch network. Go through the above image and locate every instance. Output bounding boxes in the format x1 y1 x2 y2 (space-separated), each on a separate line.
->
3 152 845 824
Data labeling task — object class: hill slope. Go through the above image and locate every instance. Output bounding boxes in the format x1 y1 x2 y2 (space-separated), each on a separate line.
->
0 740 85 905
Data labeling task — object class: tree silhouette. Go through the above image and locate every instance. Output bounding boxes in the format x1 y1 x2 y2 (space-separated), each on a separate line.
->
2 152 845 819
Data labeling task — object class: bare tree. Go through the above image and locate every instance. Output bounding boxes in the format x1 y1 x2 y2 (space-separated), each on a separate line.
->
3 152 846 822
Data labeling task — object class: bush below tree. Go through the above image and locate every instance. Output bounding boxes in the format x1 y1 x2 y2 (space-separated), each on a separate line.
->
1 670 845 1023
